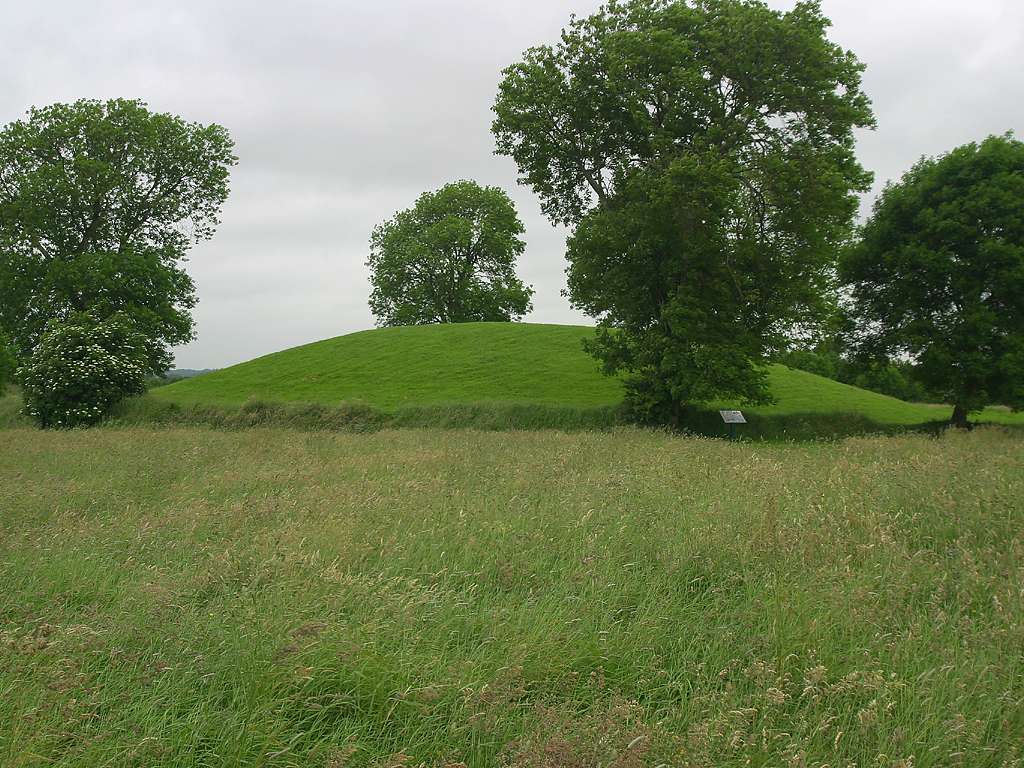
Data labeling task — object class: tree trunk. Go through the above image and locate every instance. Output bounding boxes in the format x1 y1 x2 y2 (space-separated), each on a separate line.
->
950 403 969 429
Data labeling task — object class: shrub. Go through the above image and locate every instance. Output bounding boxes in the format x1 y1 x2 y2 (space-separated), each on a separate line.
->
18 313 148 428
0 334 15 391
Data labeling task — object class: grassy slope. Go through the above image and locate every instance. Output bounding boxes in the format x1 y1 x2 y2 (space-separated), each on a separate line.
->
154 323 622 409
1 426 1021 766
154 323 1021 426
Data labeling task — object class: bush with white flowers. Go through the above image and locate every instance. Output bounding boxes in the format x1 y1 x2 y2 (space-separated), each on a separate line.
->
18 313 148 428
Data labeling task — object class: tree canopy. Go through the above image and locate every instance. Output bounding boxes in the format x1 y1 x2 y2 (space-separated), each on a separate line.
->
367 180 534 326
0 98 236 374
493 0 874 424
841 134 1024 426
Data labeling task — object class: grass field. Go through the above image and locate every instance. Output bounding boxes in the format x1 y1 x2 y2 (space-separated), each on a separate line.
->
150 323 1023 431
2 424 1022 767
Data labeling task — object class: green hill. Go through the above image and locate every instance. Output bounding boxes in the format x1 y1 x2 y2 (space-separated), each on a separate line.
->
153 322 1021 427
155 323 623 409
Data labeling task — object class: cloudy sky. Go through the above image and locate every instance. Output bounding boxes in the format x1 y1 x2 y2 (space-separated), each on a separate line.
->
3 0 1022 369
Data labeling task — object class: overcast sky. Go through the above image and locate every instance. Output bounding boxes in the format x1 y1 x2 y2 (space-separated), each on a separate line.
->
3 0 1022 368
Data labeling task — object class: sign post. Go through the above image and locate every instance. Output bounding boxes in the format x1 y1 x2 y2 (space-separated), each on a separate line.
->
719 410 746 440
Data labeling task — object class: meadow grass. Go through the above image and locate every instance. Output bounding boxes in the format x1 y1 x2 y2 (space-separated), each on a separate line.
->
1 424 1022 767
112 393 1018 442
150 323 1024 430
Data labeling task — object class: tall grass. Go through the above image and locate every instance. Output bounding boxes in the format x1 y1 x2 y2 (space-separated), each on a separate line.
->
109 393 968 441
2 385 1013 440
1 425 1022 766
110 394 629 434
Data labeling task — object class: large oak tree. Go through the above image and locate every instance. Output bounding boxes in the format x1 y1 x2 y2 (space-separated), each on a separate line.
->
841 134 1024 427
0 98 236 374
493 0 874 424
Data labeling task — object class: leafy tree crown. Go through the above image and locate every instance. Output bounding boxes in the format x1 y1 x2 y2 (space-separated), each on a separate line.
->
492 0 874 421
841 133 1024 420
0 98 236 374
367 180 534 326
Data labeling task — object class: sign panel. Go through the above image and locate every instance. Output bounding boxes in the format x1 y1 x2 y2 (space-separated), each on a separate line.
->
719 410 747 424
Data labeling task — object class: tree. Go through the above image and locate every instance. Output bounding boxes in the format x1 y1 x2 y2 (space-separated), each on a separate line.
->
841 134 1024 427
367 180 534 326
0 98 236 375
18 312 148 428
493 0 873 425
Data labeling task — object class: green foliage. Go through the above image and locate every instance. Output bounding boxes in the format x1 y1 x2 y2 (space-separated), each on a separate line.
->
111 394 629 434
17 313 148 428
846 361 929 403
493 0 874 424
147 323 1024 430
0 387 28 428
842 134 1024 426
114 392 973 441
0 333 15 391
367 180 534 326
777 348 840 380
778 348 932 403
2 426 1023 764
0 98 236 374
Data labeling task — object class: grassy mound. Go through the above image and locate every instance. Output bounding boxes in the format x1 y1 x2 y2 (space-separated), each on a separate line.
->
153 323 1020 429
154 323 623 409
